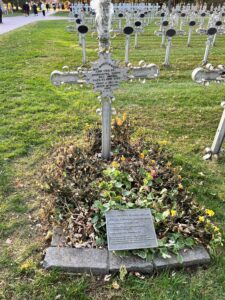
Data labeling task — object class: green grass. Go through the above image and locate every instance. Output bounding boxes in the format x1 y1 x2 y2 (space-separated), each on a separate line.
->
0 20 225 299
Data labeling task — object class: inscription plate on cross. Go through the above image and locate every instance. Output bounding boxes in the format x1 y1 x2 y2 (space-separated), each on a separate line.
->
86 53 128 98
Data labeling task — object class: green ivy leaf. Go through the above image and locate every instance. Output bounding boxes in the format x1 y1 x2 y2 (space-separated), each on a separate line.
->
91 215 99 224
185 237 194 248
133 249 147 259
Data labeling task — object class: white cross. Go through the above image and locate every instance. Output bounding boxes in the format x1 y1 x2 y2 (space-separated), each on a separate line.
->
192 65 225 159
51 0 159 160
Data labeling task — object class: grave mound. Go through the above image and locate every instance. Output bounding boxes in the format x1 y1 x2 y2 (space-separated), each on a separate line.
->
40 117 222 262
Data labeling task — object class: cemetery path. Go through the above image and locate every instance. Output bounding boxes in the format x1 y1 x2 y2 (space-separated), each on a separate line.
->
0 12 68 35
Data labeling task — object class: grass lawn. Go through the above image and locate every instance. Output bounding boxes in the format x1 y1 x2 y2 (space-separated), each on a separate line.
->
0 20 225 299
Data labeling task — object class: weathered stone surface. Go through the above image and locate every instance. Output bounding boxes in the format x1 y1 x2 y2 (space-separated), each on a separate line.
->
109 252 154 274
153 246 210 270
43 247 109 275
46 231 210 274
51 227 66 247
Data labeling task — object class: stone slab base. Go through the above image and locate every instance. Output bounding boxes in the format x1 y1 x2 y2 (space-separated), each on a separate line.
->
43 247 109 275
43 230 210 275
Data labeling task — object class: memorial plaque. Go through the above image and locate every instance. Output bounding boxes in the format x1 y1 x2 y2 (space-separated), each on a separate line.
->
105 208 158 251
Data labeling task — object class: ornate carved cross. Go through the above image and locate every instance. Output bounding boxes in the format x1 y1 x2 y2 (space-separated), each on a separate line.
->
50 0 159 160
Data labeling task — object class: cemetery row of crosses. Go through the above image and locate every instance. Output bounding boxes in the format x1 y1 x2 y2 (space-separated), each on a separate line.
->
41 0 223 261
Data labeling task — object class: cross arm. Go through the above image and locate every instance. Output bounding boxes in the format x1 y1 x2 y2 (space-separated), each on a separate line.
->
51 70 87 86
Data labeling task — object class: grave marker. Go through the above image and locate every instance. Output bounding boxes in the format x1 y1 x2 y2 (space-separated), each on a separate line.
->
164 28 176 67
187 20 196 47
124 26 134 64
106 209 158 251
134 21 143 48
51 0 159 160
212 20 222 46
192 64 225 158
161 20 169 48
202 27 217 65
77 25 88 64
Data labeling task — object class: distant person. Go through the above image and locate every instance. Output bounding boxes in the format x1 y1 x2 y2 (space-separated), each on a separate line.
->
52 2 56 11
61 3 64 10
33 3 38 16
46 3 49 11
0 6 3 24
41 2 46 16
24 2 30 16
23 3 26 16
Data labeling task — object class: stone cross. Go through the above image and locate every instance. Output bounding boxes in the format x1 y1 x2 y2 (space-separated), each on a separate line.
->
77 25 88 64
187 20 196 47
164 28 176 67
192 64 225 159
124 26 133 65
199 12 206 29
179 13 186 31
212 20 222 46
50 0 159 160
161 20 169 48
134 21 143 48
202 27 217 65
118 13 123 31
154 19 168 48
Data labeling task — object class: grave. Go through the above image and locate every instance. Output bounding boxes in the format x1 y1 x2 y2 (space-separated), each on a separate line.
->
42 0 213 275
